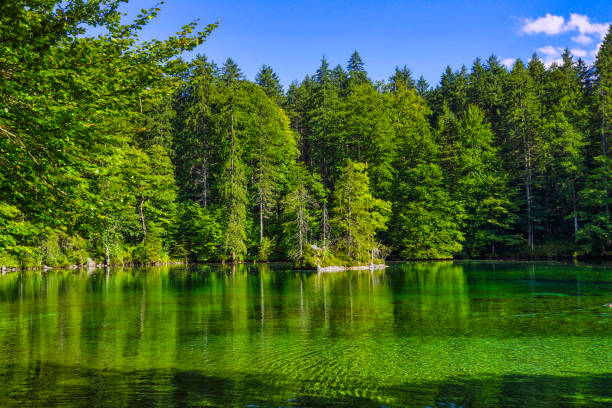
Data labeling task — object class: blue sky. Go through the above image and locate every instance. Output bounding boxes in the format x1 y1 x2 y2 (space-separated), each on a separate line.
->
120 0 611 88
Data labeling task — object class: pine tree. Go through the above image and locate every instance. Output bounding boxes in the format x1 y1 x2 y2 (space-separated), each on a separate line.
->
416 76 430 97
504 59 542 250
281 164 325 260
580 25 612 253
331 161 390 263
330 83 396 196
346 51 369 85
442 105 518 255
247 84 298 256
595 27 612 217
315 56 331 85
544 50 588 240
255 64 284 104
173 55 218 206
220 59 248 262
389 65 415 92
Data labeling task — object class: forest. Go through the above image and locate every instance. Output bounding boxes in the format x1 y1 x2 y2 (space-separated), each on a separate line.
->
1 1 611 268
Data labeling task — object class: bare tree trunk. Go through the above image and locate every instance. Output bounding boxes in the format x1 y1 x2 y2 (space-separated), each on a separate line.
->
370 245 374 266
139 194 147 241
602 95 609 217
259 197 264 243
230 109 235 174
201 155 208 208
105 246 110 266
230 101 236 263
525 155 533 250
347 195 352 258
298 193 304 258
258 140 264 243
521 105 534 250
322 202 329 250
572 183 579 240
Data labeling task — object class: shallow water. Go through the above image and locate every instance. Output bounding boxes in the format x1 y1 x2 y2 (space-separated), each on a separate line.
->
1 261 612 407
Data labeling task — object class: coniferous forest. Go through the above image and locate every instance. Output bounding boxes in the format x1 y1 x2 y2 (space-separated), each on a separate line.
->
2 1 612 269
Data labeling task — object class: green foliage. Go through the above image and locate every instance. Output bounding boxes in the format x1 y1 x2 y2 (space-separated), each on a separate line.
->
438 105 519 256
132 234 166 265
0 0 216 267
2 6 612 267
281 163 326 260
175 203 223 262
256 237 274 262
42 231 90 267
394 163 464 259
331 161 391 264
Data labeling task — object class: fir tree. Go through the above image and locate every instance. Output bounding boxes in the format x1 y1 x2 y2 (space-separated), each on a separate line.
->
331 161 391 263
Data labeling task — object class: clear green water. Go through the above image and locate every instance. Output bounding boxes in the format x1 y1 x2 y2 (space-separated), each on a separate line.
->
1 261 612 407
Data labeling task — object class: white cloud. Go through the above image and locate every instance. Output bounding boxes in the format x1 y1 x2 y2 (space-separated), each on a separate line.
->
522 14 565 35
565 14 609 39
545 58 564 68
520 13 609 38
571 34 593 45
537 45 562 57
520 14 609 64
501 58 515 68
534 47 564 67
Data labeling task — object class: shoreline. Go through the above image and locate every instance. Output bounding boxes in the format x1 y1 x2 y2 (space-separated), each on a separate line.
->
316 263 388 273
2 256 611 275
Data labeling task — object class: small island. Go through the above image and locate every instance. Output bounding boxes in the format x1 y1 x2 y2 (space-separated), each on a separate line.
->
288 161 391 272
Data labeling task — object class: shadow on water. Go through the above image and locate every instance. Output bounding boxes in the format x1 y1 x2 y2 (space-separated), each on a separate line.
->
2 362 612 407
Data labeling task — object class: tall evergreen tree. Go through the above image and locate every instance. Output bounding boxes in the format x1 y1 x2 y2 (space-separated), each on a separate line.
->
255 64 284 104
389 65 415 92
219 58 248 262
346 50 369 85
331 161 390 263
580 26 612 253
504 59 542 250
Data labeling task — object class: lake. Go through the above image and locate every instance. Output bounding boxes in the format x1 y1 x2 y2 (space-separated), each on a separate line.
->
1 261 611 407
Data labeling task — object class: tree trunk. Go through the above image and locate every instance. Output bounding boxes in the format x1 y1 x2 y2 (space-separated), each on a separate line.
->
572 183 579 240
519 85 534 251
523 139 534 250
602 95 609 217
139 194 147 241
201 156 208 208
298 193 304 258
259 197 264 243
347 195 352 258
370 245 374 266
105 246 110 266
322 202 328 250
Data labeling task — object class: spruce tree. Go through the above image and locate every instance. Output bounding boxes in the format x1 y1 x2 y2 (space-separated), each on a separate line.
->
220 59 248 262
580 25 612 253
255 64 284 104
331 161 390 263
504 59 542 251
346 51 369 85
595 26 612 217
389 65 415 92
